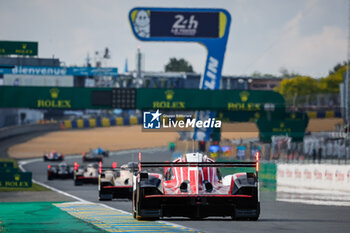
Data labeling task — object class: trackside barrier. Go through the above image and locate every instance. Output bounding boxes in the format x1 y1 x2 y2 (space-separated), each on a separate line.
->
61 115 195 129
60 112 339 129
0 123 59 141
277 164 350 192
62 116 142 129
307 111 341 119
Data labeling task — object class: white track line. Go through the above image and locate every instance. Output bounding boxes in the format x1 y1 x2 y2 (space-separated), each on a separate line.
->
19 160 88 203
277 198 350 207
18 148 201 233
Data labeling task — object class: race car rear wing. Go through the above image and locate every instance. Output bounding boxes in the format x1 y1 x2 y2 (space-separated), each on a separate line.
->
137 152 260 176
140 161 256 168
139 161 259 177
47 164 73 169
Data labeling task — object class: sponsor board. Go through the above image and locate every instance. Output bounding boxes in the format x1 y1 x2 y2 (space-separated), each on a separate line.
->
0 66 118 76
277 164 350 192
0 41 38 56
0 171 32 188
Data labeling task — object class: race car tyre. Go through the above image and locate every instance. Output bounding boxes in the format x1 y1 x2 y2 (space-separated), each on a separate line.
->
43 156 47 161
249 203 260 221
74 179 83 186
134 182 160 220
232 202 260 221
132 191 137 219
99 191 113 201
47 175 53 180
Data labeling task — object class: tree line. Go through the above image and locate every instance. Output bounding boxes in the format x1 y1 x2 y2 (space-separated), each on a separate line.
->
275 62 346 100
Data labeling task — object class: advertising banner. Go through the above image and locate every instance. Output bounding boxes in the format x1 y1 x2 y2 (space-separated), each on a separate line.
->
277 164 350 192
0 41 38 56
0 171 32 188
0 66 118 76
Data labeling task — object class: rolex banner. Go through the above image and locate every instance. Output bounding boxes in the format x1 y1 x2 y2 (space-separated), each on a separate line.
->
257 117 309 143
0 171 32 188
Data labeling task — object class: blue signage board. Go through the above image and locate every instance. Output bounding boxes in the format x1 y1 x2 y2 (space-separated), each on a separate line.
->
129 7 231 141
0 66 118 76
150 11 219 38
66 67 118 76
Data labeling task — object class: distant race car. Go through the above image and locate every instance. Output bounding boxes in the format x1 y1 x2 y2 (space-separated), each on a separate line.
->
132 152 260 220
47 162 74 180
99 162 138 200
74 162 99 185
43 151 64 161
95 147 109 157
82 149 103 162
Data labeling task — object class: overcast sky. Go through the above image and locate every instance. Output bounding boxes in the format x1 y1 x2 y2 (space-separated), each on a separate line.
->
0 0 347 78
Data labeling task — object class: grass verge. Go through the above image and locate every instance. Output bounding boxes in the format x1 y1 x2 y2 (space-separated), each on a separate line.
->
0 183 49 192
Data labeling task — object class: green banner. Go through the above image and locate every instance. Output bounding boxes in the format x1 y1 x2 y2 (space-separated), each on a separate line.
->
257 117 309 143
0 86 112 109
0 41 38 56
136 88 285 111
217 158 276 190
0 172 32 188
0 162 14 168
0 87 286 114
259 162 276 190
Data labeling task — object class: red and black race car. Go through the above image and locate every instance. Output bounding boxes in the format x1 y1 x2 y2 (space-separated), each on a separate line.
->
132 152 260 220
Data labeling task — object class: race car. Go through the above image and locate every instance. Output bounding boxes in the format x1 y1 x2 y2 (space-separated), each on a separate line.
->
95 147 109 157
73 162 99 185
43 150 64 161
132 152 260 220
47 162 74 180
98 162 138 200
82 149 103 162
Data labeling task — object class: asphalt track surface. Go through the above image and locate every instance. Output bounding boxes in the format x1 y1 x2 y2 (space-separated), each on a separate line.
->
22 148 350 233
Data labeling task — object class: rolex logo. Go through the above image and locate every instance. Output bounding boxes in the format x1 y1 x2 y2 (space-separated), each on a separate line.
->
239 91 249 102
22 44 27 49
50 88 59 99
14 174 20 181
165 90 174 100
280 123 285 128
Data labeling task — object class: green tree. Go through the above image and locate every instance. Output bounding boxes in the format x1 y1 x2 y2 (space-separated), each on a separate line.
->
279 67 300 78
320 64 346 93
328 61 347 75
165 58 194 72
274 75 319 99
